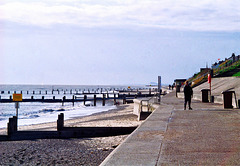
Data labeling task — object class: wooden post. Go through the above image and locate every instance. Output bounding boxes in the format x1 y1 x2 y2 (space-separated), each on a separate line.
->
7 116 17 136
72 95 75 106
46 90 47 94
94 94 96 106
31 96 34 100
53 96 55 100
33 91 35 94
114 93 116 105
57 113 64 131
13 116 17 132
62 96 66 106
42 96 44 100
123 94 126 104
8 118 14 136
84 95 87 105
39 91 41 94
102 94 105 106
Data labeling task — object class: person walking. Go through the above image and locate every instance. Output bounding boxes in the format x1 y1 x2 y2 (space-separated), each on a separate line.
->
184 81 193 110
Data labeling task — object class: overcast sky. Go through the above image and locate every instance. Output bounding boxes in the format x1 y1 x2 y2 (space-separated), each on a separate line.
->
1 0 240 85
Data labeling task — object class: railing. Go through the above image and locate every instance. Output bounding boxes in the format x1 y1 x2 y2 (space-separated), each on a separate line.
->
139 96 156 112
190 69 210 87
213 59 240 76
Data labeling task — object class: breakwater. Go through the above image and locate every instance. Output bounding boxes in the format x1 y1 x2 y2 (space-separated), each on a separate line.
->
0 89 156 106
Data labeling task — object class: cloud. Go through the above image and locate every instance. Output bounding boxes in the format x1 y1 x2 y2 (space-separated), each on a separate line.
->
0 0 240 31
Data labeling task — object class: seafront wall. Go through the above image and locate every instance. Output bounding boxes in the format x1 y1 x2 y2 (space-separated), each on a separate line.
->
176 77 240 108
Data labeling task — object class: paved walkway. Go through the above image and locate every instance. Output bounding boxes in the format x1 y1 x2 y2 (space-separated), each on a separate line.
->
101 92 240 165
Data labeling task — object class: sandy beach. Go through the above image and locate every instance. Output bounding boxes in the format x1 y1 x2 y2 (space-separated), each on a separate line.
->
0 103 142 165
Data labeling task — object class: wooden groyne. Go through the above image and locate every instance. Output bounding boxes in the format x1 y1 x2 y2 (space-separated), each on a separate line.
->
0 89 157 106
2 113 137 141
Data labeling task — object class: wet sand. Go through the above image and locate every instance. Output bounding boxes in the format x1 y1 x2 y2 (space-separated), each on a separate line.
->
0 103 142 166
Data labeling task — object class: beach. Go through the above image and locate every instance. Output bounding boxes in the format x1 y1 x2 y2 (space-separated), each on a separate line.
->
0 103 141 165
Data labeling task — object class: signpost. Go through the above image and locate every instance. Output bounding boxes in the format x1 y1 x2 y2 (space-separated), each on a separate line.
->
13 94 22 126
208 74 211 101
158 76 161 103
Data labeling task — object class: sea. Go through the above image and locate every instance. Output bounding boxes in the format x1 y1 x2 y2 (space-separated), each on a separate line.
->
0 84 146 129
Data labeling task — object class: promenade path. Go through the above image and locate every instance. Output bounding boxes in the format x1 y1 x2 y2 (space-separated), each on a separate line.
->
101 91 240 165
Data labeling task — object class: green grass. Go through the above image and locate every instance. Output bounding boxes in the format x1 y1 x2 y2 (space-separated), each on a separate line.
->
233 71 240 77
218 61 240 75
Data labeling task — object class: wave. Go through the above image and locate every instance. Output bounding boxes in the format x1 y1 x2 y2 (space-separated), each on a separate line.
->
40 108 65 113
27 115 40 119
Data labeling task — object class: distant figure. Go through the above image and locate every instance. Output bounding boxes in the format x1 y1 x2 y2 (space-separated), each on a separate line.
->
184 81 193 110
169 84 171 90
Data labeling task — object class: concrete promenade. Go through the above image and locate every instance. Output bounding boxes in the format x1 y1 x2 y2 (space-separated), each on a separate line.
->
101 92 240 165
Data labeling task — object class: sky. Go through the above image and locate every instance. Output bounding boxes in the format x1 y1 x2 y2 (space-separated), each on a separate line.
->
0 0 240 85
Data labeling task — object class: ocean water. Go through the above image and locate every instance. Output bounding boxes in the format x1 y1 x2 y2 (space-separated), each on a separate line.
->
0 84 146 128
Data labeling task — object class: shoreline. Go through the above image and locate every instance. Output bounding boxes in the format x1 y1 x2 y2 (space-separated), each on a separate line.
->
0 102 117 130
0 103 142 165
0 104 119 134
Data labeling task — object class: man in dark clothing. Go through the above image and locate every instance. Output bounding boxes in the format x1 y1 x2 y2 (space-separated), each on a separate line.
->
184 81 193 110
